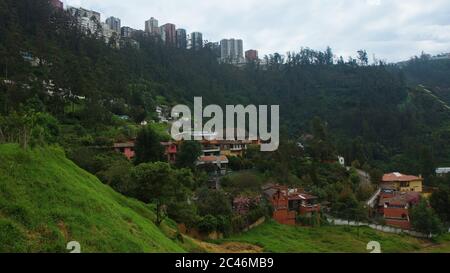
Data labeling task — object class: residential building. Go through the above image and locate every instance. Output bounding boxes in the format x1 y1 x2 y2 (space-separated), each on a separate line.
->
191 32 203 50
121 26 136 38
196 155 229 175
159 26 166 43
67 6 100 22
176 28 187 49
49 0 63 10
113 141 135 160
245 49 258 62
67 6 101 34
377 190 420 229
220 39 244 64
161 23 176 46
101 22 119 45
105 16 121 33
145 17 159 34
161 142 178 164
381 172 423 192
436 167 450 177
263 184 320 226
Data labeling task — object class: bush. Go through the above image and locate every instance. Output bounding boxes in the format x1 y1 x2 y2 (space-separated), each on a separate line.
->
197 215 217 234
410 200 444 235
216 215 232 236
231 215 247 233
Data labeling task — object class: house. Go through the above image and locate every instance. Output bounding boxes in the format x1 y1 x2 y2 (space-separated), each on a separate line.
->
263 184 320 226
436 167 450 177
113 141 135 160
161 141 178 164
381 172 423 193
264 185 296 225
196 155 229 175
378 191 420 229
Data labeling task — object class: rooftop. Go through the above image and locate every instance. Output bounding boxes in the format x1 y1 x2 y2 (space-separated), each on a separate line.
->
382 172 422 182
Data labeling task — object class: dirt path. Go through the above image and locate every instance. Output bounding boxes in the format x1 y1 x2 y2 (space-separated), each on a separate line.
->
187 236 263 253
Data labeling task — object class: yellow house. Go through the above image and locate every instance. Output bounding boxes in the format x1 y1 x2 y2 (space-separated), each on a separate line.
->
381 172 423 193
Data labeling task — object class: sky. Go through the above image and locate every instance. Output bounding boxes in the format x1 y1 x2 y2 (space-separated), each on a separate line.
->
62 0 450 62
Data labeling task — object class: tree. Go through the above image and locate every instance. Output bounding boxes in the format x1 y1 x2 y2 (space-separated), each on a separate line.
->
196 187 232 217
357 50 369 66
332 187 367 221
131 162 193 226
175 141 202 169
134 126 164 165
430 186 450 224
410 200 443 235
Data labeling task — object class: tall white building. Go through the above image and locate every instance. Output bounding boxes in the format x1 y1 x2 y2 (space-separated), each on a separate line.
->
67 6 101 34
220 39 244 63
145 17 159 34
105 16 121 33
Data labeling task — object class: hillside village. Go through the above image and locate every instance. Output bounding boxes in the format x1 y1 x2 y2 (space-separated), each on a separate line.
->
1 0 450 253
108 107 450 237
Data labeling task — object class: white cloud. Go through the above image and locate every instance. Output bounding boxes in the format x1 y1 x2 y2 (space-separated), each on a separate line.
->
63 0 450 62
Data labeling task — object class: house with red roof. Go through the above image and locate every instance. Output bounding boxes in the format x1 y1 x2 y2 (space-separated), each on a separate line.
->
381 172 423 193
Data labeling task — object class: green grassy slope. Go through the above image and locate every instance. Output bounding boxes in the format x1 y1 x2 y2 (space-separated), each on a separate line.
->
221 220 431 253
0 144 185 253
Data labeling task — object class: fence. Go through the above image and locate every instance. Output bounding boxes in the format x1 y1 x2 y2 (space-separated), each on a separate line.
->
325 215 434 238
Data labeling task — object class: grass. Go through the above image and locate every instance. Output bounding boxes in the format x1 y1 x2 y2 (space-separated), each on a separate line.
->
220 220 438 253
0 144 185 253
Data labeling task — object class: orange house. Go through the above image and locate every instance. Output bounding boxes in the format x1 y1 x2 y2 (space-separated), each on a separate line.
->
263 184 320 226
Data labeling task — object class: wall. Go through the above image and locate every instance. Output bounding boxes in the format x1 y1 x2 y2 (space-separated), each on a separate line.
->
325 215 433 238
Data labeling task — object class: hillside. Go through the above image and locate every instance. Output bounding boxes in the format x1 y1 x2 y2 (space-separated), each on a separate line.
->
220 220 449 253
0 144 187 252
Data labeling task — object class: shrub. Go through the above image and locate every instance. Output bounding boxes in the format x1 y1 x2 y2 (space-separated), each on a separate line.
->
197 215 217 234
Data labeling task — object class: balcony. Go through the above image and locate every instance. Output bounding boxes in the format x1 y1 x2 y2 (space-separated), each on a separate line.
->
299 204 320 215
202 146 220 153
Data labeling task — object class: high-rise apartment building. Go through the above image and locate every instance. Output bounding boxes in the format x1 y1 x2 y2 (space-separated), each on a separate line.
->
176 29 187 49
161 23 176 45
105 16 121 33
145 17 159 34
67 6 101 34
245 49 259 62
191 32 203 50
68 6 100 22
220 39 244 63
121 26 136 38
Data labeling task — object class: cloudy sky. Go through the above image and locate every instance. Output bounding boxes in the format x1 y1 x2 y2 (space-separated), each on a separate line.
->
62 0 450 62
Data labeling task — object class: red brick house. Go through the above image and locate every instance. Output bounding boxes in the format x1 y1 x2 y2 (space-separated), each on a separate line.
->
263 184 320 226
378 190 420 229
